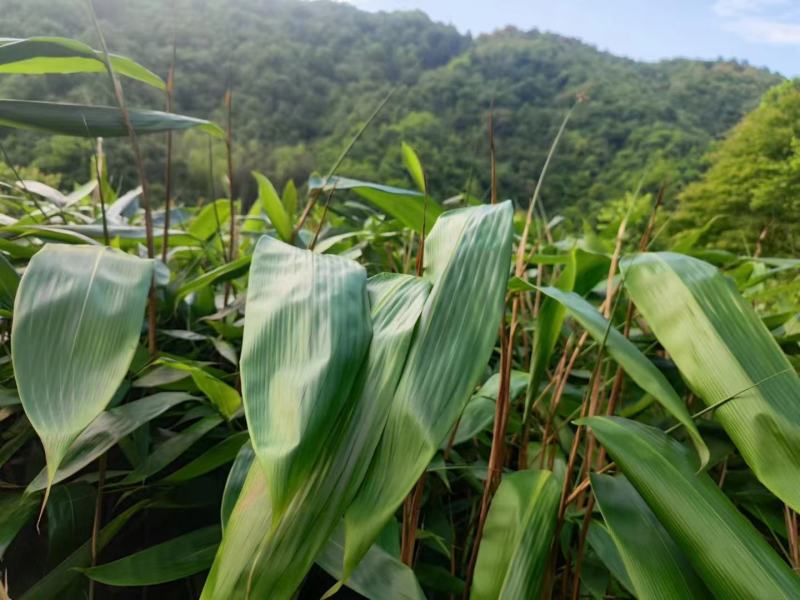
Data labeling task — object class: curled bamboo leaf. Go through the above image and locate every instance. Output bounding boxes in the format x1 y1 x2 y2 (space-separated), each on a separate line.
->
344 201 513 578
241 236 372 520
202 273 429 598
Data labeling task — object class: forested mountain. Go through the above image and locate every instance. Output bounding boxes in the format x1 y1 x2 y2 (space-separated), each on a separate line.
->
0 0 784 217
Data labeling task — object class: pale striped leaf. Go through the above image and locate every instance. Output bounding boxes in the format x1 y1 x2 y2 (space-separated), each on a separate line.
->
12 245 153 494
471 469 560 600
240 236 371 520
591 473 708 599
202 273 429 599
621 252 800 511
344 201 513 577
583 416 800 597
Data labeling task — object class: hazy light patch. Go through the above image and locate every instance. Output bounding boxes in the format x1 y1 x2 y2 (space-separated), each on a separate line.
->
713 0 800 45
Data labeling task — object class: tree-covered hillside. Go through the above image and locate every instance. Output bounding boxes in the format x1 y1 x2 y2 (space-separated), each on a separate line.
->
0 0 784 215
676 80 800 255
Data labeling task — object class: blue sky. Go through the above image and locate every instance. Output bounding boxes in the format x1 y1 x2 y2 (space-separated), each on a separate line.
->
340 0 800 76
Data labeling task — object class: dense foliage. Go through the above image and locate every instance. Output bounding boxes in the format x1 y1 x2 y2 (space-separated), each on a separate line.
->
677 80 800 256
0 12 799 600
0 0 783 216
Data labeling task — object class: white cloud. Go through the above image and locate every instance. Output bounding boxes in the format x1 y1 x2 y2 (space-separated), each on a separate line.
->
713 0 800 45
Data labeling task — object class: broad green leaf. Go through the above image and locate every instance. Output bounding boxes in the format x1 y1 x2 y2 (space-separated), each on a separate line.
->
0 492 38 559
585 522 635 595
0 99 224 138
157 360 241 418
317 526 425 600
252 171 292 242
0 37 165 89
188 199 231 241
20 502 146 600
203 273 429 599
621 252 800 511
26 392 196 492
241 236 371 520
583 417 800 598
525 250 576 416
401 141 426 193
344 201 513 577
538 285 708 466
176 255 251 303
308 175 441 232
120 415 223 484
471 469 560 600
83 526 220 586
12 245 153 494
591 473 708 599
164 431 249 483
282 179 297 217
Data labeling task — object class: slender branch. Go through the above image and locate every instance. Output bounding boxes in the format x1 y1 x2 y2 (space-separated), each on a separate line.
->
87 0 158 356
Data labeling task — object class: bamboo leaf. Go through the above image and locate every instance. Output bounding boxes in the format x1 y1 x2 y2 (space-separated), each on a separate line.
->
471 469 560 600
20 502 147 600
344 201 513 577
525 250 576 415
252 171 292 242
317 526 425 600
0 492 39 559
308 175 441 232
187 199 231 240
157 360 241 418
0 37 165 89
583 416 800 597
591 473 708 599
282 180 297 218
26 392 196 492
401 141 426 193
176 255 251 304
202 273 429 599
240 236 372 520
164 431 249 483
538 285 709 466
0 99 224 138
621 252 800 511
82 526 220 586
12 245 153 494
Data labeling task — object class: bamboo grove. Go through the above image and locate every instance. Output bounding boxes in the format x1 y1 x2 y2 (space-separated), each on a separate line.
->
0 31 799 600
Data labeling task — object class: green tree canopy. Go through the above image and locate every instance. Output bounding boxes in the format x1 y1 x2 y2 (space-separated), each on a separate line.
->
676 80 800 255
